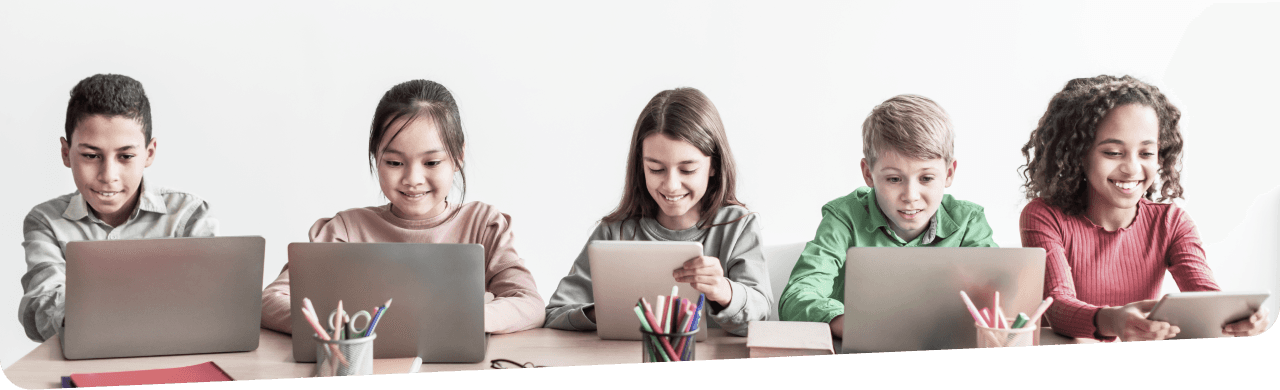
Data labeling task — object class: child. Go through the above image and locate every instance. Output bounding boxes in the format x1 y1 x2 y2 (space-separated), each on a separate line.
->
20 74 219 342
543 87 771 336
259 79 544 335
1019 75 1269 341
778 94 996 337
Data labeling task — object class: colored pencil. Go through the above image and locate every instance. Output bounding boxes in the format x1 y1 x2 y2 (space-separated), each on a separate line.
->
959 291 988 327
638 298 680 361
634 305 670 361
1026 297 1054 326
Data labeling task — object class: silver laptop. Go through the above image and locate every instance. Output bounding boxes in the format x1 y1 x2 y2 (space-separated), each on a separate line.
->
61 236 265 360
841 247 1045 353
589 241 708 341
288 242 486 363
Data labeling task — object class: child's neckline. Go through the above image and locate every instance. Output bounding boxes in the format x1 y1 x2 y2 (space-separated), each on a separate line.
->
378 201 458 230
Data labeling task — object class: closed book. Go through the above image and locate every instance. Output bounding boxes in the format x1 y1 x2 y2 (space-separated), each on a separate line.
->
746 321 835 358
67 361 233 387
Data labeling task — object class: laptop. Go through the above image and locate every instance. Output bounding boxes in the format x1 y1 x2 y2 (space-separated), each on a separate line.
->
840 247 1045 353
60 236 265 360
288 242 486 363
589 241 708 341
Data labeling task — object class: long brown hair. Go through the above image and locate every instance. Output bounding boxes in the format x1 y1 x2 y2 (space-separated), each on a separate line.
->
1019 75 1184 216
602 87 746 228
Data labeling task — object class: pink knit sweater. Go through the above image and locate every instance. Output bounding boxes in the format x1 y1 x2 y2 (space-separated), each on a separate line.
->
1019 198 1219 340
260 201 545 334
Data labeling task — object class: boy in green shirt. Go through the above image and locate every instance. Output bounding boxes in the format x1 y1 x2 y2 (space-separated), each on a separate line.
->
778 94 996 337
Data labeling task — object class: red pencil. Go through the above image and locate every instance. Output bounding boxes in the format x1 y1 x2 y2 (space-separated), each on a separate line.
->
639 298 681 361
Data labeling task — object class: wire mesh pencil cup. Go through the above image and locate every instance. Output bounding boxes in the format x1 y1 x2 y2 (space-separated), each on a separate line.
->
640 327 697 362
313 333 376 376
975 321 1036 348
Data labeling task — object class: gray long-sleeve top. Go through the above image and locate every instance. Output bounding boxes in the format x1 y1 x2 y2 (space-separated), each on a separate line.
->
543 205 771 336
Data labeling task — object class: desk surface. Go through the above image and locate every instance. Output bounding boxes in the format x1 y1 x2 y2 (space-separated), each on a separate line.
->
4 326 1092 388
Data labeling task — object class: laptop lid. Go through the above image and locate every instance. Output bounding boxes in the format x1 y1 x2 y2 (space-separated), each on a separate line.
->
841 247 1045 353
62 236 265 360
288 242 486 363
589 241 708 341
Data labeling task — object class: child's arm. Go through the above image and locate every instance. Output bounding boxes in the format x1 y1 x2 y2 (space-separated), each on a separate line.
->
543 224 610 331
259 216 348 334
777 205 853 325
19 211 67 342
701 214 771 336
1021 200 1125 340
478 211 545 334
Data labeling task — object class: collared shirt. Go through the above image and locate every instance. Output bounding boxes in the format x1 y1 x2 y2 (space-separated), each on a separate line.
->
778 186 997 324
19 180 217 342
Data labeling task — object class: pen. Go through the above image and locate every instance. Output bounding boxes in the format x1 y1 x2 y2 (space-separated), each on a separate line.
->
1012 313 1030 329
365 298 393 337
690 294 705 331
638 299 680 361
959 291 988 328
408 357 422 374
634 305 672 362
1026 297 1054 326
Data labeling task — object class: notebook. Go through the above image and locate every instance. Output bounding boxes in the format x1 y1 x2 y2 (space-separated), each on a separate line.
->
746 321 835 358
288 242 487 363
589 241 709 341
841 247 1045 353
64 361 232 387
60 236 265 360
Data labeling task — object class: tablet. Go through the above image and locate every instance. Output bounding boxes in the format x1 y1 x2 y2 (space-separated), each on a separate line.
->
1146 291 1269 339
588 241 709 341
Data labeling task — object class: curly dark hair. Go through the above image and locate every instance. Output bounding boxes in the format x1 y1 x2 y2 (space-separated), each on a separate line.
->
64 74 152 143
1019 75 1184 216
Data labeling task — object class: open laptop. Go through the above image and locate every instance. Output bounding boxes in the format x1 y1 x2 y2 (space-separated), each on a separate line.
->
840 247 1045 353
288 242 486 363
589 241 708 341
61 236 265 360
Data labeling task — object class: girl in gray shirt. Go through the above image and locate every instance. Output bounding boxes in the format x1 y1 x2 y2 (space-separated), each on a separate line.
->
543 87 771 336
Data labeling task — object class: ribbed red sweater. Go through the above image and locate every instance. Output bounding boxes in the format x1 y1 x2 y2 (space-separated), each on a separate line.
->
1019 198 1219 340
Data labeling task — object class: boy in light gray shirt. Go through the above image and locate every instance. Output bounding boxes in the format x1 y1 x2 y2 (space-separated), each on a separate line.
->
19 74 218 342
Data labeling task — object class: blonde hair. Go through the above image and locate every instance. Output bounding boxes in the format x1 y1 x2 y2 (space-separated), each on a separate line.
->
861 94 955 167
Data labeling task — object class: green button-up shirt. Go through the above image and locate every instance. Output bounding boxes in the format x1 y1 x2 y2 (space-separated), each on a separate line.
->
778 186 997 323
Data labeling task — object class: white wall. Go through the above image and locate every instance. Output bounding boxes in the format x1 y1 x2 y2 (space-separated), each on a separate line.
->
2 1 1277 386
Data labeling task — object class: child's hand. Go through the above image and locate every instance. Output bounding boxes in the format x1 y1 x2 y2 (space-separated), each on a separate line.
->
673 256 733 306
1098 299 1179 341
1223 307 1269 337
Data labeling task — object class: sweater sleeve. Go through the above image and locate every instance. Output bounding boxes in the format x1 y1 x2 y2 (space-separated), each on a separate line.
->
543 224 610 331
778 203 851 324
260 216 347 333
1020 200 1105 340
1164 207 1220 292
19 211 66 342
478 211 546 334
706 214 771 336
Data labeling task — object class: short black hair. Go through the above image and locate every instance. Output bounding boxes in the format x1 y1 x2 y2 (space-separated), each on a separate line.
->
64 74 152 143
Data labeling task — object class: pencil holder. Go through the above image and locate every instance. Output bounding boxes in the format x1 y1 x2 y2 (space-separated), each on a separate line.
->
639 327 697 362
313 333 376 377
975 322 1036 348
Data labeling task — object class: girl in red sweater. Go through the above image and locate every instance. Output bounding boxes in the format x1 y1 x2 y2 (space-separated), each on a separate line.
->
1018 75 1268 341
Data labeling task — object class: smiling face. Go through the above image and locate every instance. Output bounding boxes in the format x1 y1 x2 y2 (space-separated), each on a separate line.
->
641 133 716 230
376 117 460 220
61 114 156 227
1084 103 1160 216
861 149 955 242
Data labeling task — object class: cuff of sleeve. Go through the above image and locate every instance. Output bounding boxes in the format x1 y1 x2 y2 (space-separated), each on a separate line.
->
567 304 597 330
1090 307 1117 341
708 280 748 319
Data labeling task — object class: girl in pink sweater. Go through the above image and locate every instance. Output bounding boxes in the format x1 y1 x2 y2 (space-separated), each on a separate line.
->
260 80 544 335
1018 75 1268 341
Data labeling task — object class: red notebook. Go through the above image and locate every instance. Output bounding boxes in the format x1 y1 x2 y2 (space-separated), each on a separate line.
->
66 361 233 387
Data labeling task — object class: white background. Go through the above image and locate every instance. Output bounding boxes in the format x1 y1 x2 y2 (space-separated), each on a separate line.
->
2 1 1278 388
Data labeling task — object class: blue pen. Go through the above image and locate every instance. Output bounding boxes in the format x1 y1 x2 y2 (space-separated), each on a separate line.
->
690 294 705 331
364 298 393 337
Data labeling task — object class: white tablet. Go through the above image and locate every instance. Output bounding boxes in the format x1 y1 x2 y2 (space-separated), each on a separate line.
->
1146 291 1269 339
588 241 709 341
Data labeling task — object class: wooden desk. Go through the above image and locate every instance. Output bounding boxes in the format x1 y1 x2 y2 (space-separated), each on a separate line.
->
3 326 1091 388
